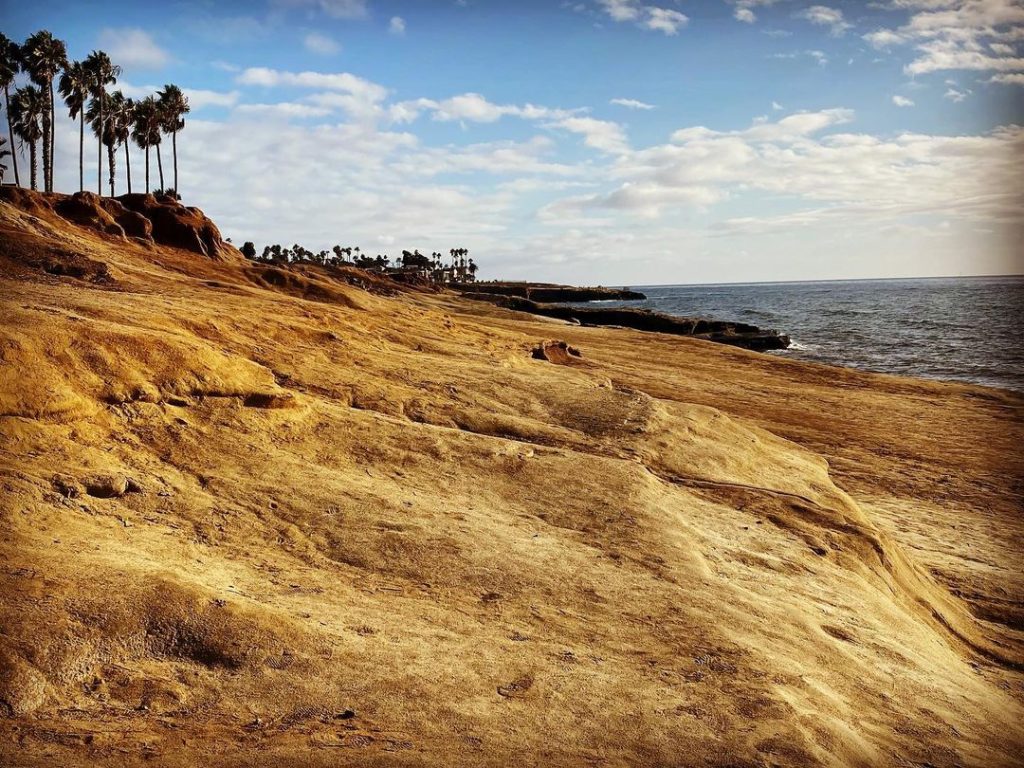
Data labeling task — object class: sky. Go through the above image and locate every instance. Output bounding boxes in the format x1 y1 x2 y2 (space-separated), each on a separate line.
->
2 0 1023 284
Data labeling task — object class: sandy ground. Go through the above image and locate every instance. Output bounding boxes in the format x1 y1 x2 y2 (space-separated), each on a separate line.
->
1 196 1022 766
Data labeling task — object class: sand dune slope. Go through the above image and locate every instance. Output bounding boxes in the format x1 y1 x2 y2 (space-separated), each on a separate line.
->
1 194 1022 766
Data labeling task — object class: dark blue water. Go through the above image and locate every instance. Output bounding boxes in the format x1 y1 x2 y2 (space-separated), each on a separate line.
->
586 277 1024 392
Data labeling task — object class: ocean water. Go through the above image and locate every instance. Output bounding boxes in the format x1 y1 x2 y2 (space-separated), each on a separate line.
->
590 276 1024 392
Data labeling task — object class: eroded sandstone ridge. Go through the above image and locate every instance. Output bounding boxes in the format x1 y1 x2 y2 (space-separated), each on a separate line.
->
1 191 1022 767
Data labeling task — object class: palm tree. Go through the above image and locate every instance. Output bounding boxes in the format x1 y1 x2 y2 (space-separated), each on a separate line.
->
9 86 45 190
58 60 89 192
0 136 11 183
0 34 22 187
110 94 135 194
132 96 160 193
87 90 131 196
83 51 120 196
22 31 67 193
157 84 188 196
154 123 165 191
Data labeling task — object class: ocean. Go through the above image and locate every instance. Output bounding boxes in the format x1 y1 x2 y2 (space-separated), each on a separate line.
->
592 276 1024 392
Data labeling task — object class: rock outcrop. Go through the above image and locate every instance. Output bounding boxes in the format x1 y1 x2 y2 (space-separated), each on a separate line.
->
0 188 237 261
452 281 646 302
465 293 791 351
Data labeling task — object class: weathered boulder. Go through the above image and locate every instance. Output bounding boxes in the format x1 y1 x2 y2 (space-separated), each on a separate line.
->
532 340 584 365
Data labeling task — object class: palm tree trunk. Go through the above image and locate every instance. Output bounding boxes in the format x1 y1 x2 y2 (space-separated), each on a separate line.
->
41 111 51 194
97 93 103 195
48 81 56 192
156 142 164 190
145 146 149 193
172 129 178 196
4 85 19 186
124 141 132 194
78 109 84 192
29 140 37 190
107 143 115 197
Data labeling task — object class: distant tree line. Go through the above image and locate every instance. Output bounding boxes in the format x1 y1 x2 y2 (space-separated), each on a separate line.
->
0 30 189 197
241 241 479 282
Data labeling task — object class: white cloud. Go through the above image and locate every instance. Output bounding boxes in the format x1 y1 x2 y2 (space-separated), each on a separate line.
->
944 86 969 101
770 49 829 66
118 82 239 111
892 94 915 106
642 7 689 34
604 116 1024 232
553 116 630 153
96 28 170 70
236 68 390 102
863 0 1024 78
432 93 509 123
427 93 577 124
389 16 407 35
235 103 333 118
598 0 641 21
727 0 780 25
990 72 1024 83
304 32 341 55
797 5 852 36
610 97 656 109
184 88 241 110
277 0 369 19
596 1 688 34
906 39 1024 75
863 29 906 49
771 100 784 110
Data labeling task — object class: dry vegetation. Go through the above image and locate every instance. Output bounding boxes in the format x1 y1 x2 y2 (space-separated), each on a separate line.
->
0 191 1022 766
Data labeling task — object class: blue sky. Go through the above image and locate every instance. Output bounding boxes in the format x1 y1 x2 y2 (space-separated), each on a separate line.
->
3 0 1023 283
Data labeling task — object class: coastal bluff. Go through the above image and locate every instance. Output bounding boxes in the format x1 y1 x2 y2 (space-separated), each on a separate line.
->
1 192 1023 767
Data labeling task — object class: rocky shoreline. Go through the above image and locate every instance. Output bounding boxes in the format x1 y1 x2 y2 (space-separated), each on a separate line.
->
461 292 791 351
450 281 646 302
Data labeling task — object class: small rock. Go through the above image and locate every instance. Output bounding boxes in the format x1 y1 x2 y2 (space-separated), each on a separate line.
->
497 676 533 699
84 474 129 498
532 340 583 365
125 477 144 494
335 709 356 720
51 474 81 498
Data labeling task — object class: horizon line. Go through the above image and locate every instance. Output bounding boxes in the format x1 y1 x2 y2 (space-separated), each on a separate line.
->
612 273 1024 290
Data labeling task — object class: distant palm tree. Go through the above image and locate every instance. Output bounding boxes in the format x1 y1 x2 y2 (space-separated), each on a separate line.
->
10 86 46 190
0 34 22 187
22 31 67 192
58 60 89 192
132 95 161 193
157 84 188 195
83 51 120 195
